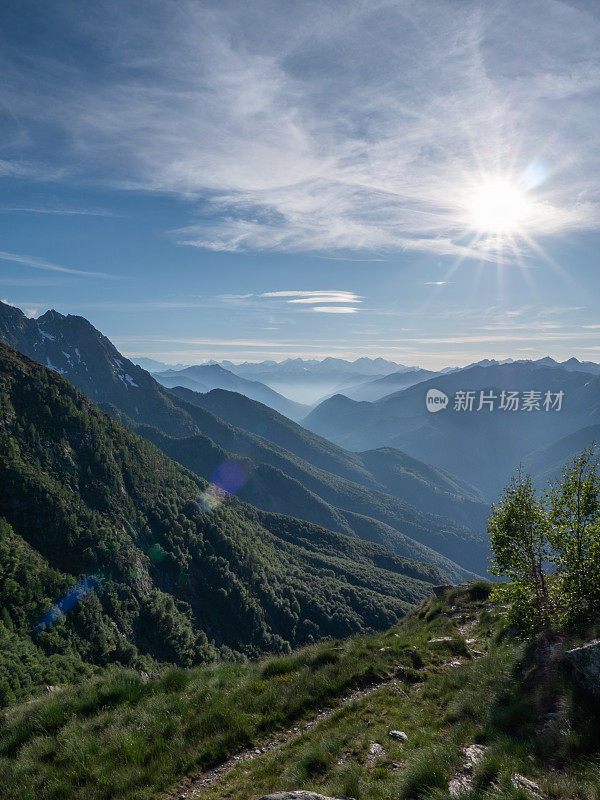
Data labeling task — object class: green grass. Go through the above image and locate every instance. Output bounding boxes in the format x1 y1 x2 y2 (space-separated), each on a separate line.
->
0 590 485 800
3 583 600 800
195 585 600 800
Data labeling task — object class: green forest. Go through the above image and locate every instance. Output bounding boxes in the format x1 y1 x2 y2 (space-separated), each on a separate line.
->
0 344 443 705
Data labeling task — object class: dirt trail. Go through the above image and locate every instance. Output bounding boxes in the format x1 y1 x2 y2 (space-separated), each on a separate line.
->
164 676 402 800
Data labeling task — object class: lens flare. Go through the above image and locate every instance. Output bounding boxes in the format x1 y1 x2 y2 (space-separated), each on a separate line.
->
34 575 100 634
196 460 249 515
211 460 247 496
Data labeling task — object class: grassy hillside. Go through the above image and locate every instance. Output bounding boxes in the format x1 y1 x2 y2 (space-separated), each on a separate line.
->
138 424 478 581
360 448 488 532
0 343 448 702
174 387 379 487
3 583 599 800
176 388 485 506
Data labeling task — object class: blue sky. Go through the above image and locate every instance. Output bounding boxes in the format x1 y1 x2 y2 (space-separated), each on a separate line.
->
1 0 599 368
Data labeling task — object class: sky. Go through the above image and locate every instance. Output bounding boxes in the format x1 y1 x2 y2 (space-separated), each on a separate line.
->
0 0 599 369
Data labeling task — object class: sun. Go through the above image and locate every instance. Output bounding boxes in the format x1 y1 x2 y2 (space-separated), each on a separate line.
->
469 177 531 235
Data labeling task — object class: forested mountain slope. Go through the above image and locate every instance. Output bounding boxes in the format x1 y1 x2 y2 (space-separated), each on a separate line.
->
170 387 488 538
0 344 446 702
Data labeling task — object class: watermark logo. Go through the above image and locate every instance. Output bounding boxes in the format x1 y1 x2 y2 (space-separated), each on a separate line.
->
426 388 449 413
424 388 565 412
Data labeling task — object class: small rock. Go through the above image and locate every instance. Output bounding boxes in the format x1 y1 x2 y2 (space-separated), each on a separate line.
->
429 636 455 643
472 650 485 658
448 775 472 797
44 685 59 694
566 640 600 698
389 730 408 741
448 745 488 797
463 743 487 772
258 794 345 800
366 741 386 767
511 773 543 797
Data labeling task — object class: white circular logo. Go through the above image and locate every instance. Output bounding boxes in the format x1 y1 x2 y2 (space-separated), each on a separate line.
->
425 388 449 413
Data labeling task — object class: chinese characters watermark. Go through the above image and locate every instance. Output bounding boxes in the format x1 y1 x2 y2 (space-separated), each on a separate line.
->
426 388 564 413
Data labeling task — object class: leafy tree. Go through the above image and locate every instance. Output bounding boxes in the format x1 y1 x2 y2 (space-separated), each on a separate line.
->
488 469 555 634
548 446 600 626
489 446 600 635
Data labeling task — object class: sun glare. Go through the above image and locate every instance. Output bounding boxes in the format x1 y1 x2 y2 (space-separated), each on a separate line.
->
469 178 531 235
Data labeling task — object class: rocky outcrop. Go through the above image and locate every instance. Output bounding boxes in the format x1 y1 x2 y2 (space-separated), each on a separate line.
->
566 640 600 698
257 793 344 800
448 743 488 796
511 773 543 798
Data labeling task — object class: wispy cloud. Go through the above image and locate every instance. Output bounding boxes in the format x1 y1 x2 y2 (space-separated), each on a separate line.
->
1 297 40 318
0 251 122 279
1 206 118 217
260 289 362 313
2 1 599 258
312 306 359 314
261 290 361 303
0 159 43 178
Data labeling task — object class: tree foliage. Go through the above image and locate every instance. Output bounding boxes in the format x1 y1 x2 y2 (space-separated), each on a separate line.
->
489 446 600 634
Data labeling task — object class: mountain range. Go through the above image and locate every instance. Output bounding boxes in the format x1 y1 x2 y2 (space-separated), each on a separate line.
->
0 302 487 577
152 363 308 420
216 357 408 404
142 354 600 408
304 362 600 498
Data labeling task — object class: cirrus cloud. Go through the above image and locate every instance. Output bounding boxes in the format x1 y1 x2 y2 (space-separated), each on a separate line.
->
260 289 363 313
2 0 600 259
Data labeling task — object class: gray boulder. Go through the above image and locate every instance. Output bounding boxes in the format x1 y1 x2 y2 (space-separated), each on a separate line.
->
566 640 600 698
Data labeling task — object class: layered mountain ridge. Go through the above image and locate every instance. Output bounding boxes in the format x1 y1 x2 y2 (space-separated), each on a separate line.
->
0 302 486 576
304 362 600 497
